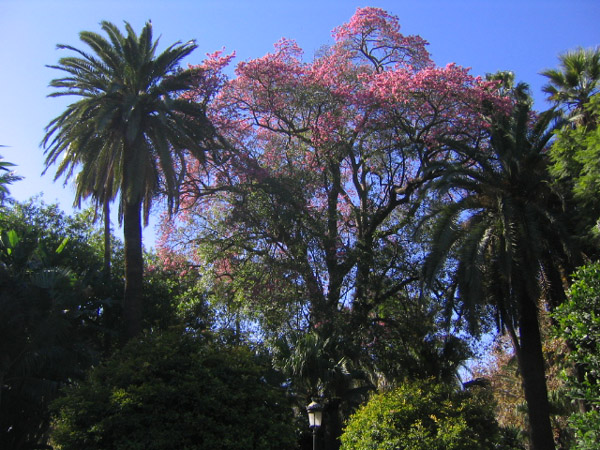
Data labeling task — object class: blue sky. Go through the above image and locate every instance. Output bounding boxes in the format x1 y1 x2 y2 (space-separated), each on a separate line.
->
1 0 598 247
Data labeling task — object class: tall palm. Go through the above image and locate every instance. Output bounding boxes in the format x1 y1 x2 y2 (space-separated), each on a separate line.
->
423 85 578 450
42 21 212 339
541 47 600 126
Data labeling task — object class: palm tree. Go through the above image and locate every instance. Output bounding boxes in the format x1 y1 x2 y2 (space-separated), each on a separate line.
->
543 49 600 249
0 152 23 206
541 47 600 126
422 85 579 450
42 21 213 339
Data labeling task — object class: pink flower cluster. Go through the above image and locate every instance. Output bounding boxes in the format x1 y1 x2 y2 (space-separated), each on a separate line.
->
332 7 431 71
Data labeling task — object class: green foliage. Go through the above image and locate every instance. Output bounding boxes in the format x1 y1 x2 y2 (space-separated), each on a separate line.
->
0 201 115 449
142 251 212 332
1 199 114 271
51 330 296 450
365 299 472 385
553 262 600 449
550 94 600 240
0 200 231 449
340 379 502 450
566 410 600 450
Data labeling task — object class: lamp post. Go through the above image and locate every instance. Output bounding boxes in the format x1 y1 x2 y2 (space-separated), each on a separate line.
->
307 401 323 450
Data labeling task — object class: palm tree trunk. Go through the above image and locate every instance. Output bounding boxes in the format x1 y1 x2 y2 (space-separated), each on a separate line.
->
103 198 111 279
123 198 143 339
516 295 556 450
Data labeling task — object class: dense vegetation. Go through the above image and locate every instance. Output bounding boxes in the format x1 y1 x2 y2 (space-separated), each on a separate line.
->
51 331 296 450
1 7 598 450
340 379 504 450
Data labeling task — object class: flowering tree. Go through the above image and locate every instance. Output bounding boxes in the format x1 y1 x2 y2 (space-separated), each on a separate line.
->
167 6 500 319
161 8 504 434
159 8 506 447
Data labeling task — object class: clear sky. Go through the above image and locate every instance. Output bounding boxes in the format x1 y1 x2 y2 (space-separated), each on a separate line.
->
1 0 598 247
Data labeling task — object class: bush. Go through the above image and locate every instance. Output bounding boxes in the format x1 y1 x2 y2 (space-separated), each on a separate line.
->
340 379 501 450
553 262 600 450
50 330 296 450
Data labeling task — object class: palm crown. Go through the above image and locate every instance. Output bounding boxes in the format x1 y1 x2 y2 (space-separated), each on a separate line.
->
42 20 211 338
43 20 211 222
541 47 600 126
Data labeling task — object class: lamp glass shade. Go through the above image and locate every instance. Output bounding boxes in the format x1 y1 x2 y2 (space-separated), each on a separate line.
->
307 401 323 428
310 410 322 427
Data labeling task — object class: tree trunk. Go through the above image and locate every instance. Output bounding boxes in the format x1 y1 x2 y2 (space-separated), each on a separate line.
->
516 295 556 450
103 198 111 279
123 198 143 339
323 399 343 450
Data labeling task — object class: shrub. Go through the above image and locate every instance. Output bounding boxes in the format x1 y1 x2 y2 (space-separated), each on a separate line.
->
340 379 501 450
553 262 600 450
51 330 296 450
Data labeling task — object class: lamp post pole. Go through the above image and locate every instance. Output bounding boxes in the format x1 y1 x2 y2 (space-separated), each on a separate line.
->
307 401 323 450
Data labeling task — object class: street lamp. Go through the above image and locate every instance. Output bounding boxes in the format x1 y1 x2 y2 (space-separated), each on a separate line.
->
307 401 323 450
